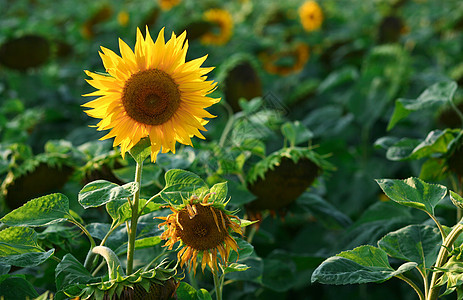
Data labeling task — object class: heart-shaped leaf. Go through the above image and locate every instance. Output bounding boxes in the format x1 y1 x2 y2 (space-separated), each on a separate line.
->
376 177 447 215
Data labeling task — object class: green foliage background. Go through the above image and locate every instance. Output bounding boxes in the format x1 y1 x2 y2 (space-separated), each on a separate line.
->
1 0 463 299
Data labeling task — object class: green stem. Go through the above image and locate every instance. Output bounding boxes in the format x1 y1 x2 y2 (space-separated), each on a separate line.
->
396 275 424 300
427 222 463 300
213 267 223 300
426 212 447 241
218 101 235 148
139 191 162 213
68 218 96 249
416 267 429 300
100 221 120 246
449 98 463 127
50 255 61 263
126 160 143 275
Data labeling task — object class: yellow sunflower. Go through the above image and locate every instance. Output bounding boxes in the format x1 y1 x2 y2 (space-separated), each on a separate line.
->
200 9 234 46
117 10 130 27
158 0 181 11
259 43 310 75
82 27 220 162
158 193 242 274
299 0 323 32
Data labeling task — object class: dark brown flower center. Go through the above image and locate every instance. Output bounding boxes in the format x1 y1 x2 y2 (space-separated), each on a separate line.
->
176 205 229 251
122 69 181 125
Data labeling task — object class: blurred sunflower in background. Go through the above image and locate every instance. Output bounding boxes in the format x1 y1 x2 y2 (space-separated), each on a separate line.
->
158 0 181 11
299 0 323 32
259 43 310 75
117 10 130 27
82 27 220 162
158 193 242 274
200 8 234 46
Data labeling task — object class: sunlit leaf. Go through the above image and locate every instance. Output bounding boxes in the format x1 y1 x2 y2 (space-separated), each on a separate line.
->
376 177 447 215
1 193 69 227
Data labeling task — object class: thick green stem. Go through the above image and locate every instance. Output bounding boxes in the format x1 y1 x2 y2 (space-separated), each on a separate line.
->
213 267 223 300
126 161 143 275
396 275 424 300
427 222 463 300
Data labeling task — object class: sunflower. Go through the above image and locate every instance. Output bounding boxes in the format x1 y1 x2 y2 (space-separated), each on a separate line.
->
299 0 323 32
259 43 310 75
117 10 130 27
82 27 220 162
158 0 181 11
158 193 242 274
200 9 234 46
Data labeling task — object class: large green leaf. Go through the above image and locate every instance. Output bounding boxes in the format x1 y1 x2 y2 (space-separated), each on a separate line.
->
55 254 96 293
376 177 447 215
160 169 209 205
386 129 459 161
0 227 54 267
1 249 54 267
311 245 417 285
0 274 39 299
1 193 69 227
388 81 458 130
378 224 440 273
78 180 138 209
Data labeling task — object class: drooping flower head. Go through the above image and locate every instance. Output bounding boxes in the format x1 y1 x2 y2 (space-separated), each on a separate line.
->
158 193 242 274
200 9 234 46
83 27 220 162
299 0 323 32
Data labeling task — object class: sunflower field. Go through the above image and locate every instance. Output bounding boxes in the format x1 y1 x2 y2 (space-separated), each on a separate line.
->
1 0 463 299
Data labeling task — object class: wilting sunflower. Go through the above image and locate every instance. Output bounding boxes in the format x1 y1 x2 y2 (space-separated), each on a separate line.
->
158 0 181 11
82 27 219 162
158 193 242 274
200 9 234 46
299 0 323 32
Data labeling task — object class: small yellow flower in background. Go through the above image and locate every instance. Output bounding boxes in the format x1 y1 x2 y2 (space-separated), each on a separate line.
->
299 0 323 32
159 0 181 11
158 194 242 274
82 27 220 162
117 11 130 27
201 9 234 46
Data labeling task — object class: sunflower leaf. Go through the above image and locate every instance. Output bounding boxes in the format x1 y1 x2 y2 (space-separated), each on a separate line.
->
311 245 417 285
1 193 69 227
160 169 209 205
128 137 151 164
378 224 440 274
388 81 458 130
224 263 250 274
376 177 447 215
0 227 55 267
79 180 138 209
